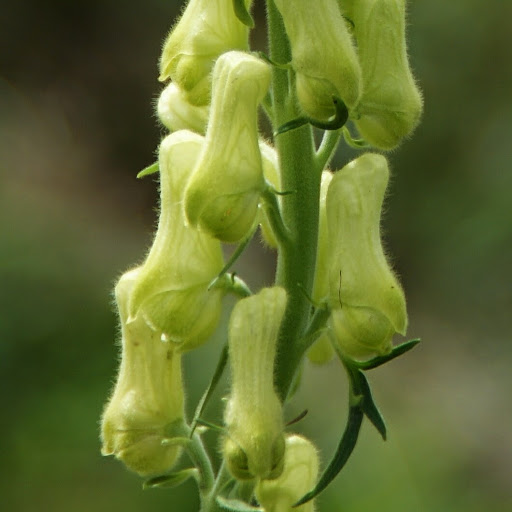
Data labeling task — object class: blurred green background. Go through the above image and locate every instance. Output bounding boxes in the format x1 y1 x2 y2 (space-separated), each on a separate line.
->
1 1 511 511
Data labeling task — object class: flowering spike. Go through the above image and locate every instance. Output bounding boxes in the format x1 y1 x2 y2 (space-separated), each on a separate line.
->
223 287 287 480
255 435 319 512
184 51 270 243
128 130 225 351
326 153 407 359
159 0 253 105
101 269 185 476
274 0 361 120
347 0 423 149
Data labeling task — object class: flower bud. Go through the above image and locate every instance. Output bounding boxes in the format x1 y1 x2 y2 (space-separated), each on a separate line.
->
274 0 361 120
128 130 225 352
101 268 185 476
159 0 253 106
258 141 280 248
349 0 423 149
184 51 270 243
157 82 209 134
255 434 319 512
223 287 287 480
307 171 335 365
312 171 333 305
326 153 407 359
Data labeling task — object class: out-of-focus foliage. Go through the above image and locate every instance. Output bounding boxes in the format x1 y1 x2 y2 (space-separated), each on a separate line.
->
1 1 511 511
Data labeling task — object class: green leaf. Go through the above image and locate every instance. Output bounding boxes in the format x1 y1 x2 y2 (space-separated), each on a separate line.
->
233 0 254 28
357 339 421 370
190 343 229 436
294 404 364 507
274 116 310 136
137 161 159 178
275 97 349 136
354 370 387 440
143 468 198 490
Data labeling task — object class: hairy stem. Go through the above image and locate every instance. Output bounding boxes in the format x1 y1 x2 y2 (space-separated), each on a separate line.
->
267 0 320 401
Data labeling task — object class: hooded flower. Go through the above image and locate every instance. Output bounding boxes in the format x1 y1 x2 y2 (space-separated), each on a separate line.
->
184 51 270 243
326 153 407 359
344 0 423 149
274 0 361 120
159 0 253 105
223 287 287 480
101 268 185 476
128 130 225 352
255 434 319 512
157 82 210 134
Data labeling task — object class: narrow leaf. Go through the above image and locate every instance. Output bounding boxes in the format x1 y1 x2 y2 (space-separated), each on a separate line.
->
208 225 258 291
275 97 349 136
355 370 387 440
309 97 349 131
217 496 263 512
294 405 364 507
137 161 158 178
358 339 421 370
274 117 310 136
233 0 255 28
190 344 229 436
143 468 198 490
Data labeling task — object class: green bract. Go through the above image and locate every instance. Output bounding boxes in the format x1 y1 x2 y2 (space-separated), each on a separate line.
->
255 434 319 512
157 82 209 134
128 131 225 351
346 0 423 149
274 0 361 120
159 0 253 105
101 269 185 476
184 51 270 243
223 287 287 480
326 153 407 359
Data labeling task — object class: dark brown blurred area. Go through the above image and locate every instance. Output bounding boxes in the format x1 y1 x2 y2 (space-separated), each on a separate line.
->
1 1 511 511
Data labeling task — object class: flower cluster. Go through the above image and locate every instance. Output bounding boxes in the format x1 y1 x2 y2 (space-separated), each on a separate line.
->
275 0 422 149
100 0 422 510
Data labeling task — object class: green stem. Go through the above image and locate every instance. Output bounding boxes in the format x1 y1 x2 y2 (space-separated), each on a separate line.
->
201 461 233 512
267 0 320 401
186 431 215 494
316 129 342 172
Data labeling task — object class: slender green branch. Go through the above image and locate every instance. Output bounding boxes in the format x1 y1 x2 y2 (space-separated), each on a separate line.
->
186 431 215 493
316 129 342 173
